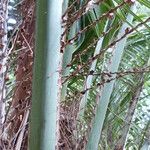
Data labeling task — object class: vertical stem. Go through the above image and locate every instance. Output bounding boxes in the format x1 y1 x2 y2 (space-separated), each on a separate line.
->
29 0 63 149
86 4 136 150
78 21 108 116
61 0 84 101
0 0 8 135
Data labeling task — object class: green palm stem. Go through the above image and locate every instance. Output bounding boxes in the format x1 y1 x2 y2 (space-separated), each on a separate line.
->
78 20 108 117
86 3 136 150
61 26 77 101
29 0 63 149
61 0 84 101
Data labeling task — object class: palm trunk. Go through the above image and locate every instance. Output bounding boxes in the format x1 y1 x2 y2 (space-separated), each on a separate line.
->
0 0 8 146
86 4 136 150
29 0 63 149
78 21 108 116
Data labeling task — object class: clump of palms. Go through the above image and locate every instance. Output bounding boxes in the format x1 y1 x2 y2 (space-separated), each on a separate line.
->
0 0 150 149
